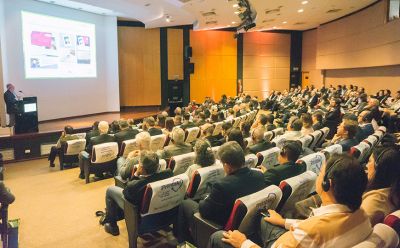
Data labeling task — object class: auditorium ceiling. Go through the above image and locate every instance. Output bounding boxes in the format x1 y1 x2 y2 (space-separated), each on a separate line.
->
36 0 378 30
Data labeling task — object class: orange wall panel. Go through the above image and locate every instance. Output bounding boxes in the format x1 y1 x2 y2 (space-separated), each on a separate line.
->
167 29 183 80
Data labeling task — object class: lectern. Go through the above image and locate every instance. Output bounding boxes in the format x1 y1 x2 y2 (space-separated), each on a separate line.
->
14 97 39 134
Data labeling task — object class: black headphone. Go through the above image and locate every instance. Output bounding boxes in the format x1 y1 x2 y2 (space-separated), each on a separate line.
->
322 157 343 192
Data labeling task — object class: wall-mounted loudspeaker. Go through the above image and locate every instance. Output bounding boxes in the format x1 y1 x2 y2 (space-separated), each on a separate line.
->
185 46 192 58
189 63 195 74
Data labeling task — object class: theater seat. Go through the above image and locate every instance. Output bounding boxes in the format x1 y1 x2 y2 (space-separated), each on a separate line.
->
296 152 326 175
299 135 313 149
232 117 241 128
321 144 343 160
193 185 282 248
277 171 317 218
308 130 323 150
83 142 118 183
271 135 287 149
264 131 273 142
168 152 196 175
315 127 330 148
124 173 189 248
271 128 284 138
352 224 399 248
149 134 166 152
59 139 86 170
384 210 400 236
185 127 200 143
212 122 223 136
256 147 280 169
74 132 86 139
244 154 258 168
186 163 224 200
350 142 370 163
120 139 138 158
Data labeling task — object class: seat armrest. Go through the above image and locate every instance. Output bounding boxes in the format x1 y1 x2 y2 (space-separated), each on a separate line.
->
114 176 128 188
193 212 223 248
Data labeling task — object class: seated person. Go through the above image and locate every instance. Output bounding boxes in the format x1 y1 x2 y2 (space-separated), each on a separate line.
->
202 124 222 147
196 112 207 126
114 120 139 147
143 117 162 136
357 110 374 141
300 113 314 136
362 145 400 226
265 114 276 131
156 114 166 129
311 112 324 131
185 139 216 182
248 127 274 154
210 154 371 248
240 121 252 139
117 131 151 180
180 113 196 130
227 128 248 154
85 121 100 145
48 125 78 167
280 117 303 141
160 128 192 160
323 98 342 139
323 119 358 152
219 122 233 144
259 141 304 186
101 151 173 236
251 114 268 133
163 117 175 137
78 121 116 179
175 141 265 243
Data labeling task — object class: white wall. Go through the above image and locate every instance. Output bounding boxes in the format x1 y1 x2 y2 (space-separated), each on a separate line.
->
0 0 119 122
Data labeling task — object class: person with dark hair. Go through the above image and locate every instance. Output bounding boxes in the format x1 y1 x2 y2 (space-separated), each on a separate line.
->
202 123 221 147
185 139 216 182
143 117 162 136
218 111 225 122
265 114 276 131
362 145 400 226
323 98 342 139
280 117 303 141
210 154 371 248
248 127 274 154
180 113 196 130
311 112 323 131
251 114 268 132
114 120 139 147
196 112 207 126
48 125 78 167
100 151 173 236
85 121 100 145
240 121 252 138
323 119 358 152
357 110 374 141
227 128 247 152
260 141 304 186
156 114 166 129
175 141 265 243
300 113 314 136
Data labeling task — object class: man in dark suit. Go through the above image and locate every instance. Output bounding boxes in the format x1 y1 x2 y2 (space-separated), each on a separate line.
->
323 119 359 152
308 91 319 109
101 151 173 236
143 117 162 136
323 98 342 139
85 121 100 146
248 127 274 154
175 141 265 243
3 83 19 127
357 111 374 141
202 123 222 147
180 113 196 130
260 141 305 186
78 121 116 179
48 125 79 167
114 120 139 147
312 112 324 131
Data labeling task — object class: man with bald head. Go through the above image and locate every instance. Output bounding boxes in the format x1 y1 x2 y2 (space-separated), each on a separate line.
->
248 127 274 154
3 83 19 126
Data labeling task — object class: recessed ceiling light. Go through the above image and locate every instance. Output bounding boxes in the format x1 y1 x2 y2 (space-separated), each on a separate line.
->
302 1 308 4
232 21 237 24
234 11 240 14
298 9 304 13
233 4 238 8
273 26 277 29
282 21 287 24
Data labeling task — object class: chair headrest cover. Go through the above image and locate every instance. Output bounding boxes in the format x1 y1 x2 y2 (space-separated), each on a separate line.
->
322 144 343 156
121 139 138 158
65 139 86 155
172 152 196 175
244 154 258 168
91 142 118 163
297 152 326 175
258 147 280 170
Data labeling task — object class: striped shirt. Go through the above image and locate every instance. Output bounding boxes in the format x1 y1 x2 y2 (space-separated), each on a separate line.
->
273 204 372 248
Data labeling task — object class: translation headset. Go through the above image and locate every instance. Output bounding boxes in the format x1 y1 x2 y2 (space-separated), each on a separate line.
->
322 157 344 192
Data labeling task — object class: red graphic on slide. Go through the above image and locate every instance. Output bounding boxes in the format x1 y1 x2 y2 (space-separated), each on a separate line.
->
31 31 52 48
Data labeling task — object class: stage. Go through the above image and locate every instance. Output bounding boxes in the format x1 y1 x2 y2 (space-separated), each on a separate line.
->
0 107 162 163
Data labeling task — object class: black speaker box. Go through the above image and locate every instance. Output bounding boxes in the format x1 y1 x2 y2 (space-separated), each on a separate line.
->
185 46 192 58
189 63 195 74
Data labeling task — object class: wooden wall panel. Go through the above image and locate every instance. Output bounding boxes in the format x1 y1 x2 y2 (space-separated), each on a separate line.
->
190 30 237 102
243 32 291 99
118 27 161 106
167 29 183 80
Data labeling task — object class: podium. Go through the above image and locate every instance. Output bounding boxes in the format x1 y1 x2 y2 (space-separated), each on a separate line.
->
14 97 39 134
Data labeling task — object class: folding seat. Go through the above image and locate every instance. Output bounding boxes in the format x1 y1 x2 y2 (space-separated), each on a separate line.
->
308 130 322 150
321 144 343 160
211 146 220 158
185 127 200 143
244 137 253 147
158 159 167 171
83 142 119 183
212 122 224 136
352 224 399 248
384 210 400 236
193 185 282 248
264 131 273 142
124 173 189 248
350 142 370 163
315 127 330 148
186 163 224 200
296 152 326 175
168 152 196 175
271 135 287 149
277 171 318 218
59 139 86 170
232 117 241 128
271 127 284 138
120 139 138 158
298 135 313 149
244 154 258 168
149 134 166 152
256 147 280 169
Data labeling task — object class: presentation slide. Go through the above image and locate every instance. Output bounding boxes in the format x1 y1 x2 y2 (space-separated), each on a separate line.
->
21 11 97 78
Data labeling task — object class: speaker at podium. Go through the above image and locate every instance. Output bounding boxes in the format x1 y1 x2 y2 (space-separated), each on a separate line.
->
15 97 39 134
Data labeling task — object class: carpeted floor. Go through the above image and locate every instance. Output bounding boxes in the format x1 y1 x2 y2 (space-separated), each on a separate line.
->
4 158 177 248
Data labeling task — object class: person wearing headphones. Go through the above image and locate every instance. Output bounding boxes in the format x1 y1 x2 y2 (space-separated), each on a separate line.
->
209 154 371 248
259 141 304 186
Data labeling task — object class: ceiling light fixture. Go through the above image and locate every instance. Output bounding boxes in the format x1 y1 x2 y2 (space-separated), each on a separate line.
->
166 15 171 22
233 4 238 8
232 21 236 24
282 21 287 24
298 9 304 13
302 1 308 4
234 11 240 14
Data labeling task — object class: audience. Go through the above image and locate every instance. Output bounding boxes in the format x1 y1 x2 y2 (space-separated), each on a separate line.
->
185 139 216 182
48 125 78 167
156 114 166 129
227 128 247 153
114 120 139 147
357 110 374 141
248 127 274 154
311 112 323 131
280 117 303 141
143 117 162 136
181 113 196 130
201 123 221 147
160 128 192 160
323 119 358 152
300 113 314 136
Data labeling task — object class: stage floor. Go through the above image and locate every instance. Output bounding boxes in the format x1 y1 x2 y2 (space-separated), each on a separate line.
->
38 109 161 133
